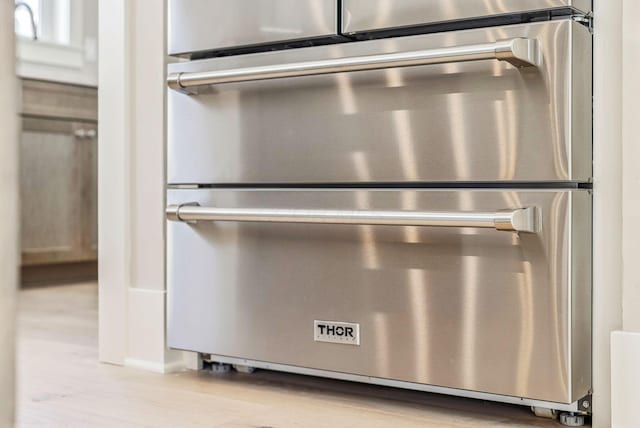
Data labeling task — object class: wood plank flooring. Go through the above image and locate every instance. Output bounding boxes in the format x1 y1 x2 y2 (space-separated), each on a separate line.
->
15 282 575 427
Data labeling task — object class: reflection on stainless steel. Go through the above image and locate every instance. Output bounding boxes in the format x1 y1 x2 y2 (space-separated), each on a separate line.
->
408 268 429 381
351 152 371 182
550 191 570 394
168 38 540 92
460 255 480 390
515 260 535 397
401 192 420 243
351 179 379 270
447 89 471 181
258 27 303 35
167 21 591 184
495 90 519 180
342 0 592 34
166 204 540 233
168 0 339 56
336 73 357 115
392 110 418 181
384 67 404 87
167 189 592 404
373 312 391 378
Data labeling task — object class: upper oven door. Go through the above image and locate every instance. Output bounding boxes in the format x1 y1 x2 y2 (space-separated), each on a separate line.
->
342 0 592 36
168 20 592 185
168 0 340 57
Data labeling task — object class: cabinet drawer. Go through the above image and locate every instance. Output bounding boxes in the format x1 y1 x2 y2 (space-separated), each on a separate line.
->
20 79 98 121
169 0 340 57
168 20 591 185
342 0 591 35
167 188 591 404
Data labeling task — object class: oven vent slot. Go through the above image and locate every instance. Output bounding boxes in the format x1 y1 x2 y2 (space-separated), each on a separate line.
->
342 8 586 42
174 6 588 61
184 35 349 61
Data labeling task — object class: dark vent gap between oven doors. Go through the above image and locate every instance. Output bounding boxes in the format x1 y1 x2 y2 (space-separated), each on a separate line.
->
178 6 584 61
341 7 585 42
167 182 593 191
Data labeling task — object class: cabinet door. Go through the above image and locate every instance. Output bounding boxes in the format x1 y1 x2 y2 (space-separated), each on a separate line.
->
20 118 97 265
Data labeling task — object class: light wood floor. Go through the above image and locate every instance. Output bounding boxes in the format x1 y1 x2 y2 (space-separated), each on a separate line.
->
16 282 574 427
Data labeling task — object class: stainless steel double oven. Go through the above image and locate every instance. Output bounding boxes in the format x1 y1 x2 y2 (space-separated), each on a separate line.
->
166 0 593 418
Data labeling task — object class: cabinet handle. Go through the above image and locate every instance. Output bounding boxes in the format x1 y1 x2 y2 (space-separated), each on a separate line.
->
74 129 97 139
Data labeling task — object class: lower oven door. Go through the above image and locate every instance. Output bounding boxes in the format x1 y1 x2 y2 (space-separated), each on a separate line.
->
167 188 591 404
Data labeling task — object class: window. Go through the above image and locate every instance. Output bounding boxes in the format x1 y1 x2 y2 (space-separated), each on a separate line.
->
14 0 40 40
15 0 72 46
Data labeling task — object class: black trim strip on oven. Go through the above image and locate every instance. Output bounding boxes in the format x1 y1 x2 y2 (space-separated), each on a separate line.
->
167 182 593 190
173 7 585 61
341 8 583 42
185 35 350 61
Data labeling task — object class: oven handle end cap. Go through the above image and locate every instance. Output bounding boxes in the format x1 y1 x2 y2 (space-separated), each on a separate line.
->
495 207 540 233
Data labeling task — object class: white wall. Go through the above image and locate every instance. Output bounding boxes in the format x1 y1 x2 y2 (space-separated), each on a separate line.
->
17 0 99 86
0 0 18 425
611 0 640 426
98 0 129 366
593 1 624 426
621 0 640 334
99 0 183 372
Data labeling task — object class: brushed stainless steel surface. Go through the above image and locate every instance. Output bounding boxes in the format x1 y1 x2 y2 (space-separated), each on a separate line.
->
167 188 592 404
168 0 339 56
342 0 592 34
168 20 592 184
208 354 583 413
166 204 539 233
168 38 540 93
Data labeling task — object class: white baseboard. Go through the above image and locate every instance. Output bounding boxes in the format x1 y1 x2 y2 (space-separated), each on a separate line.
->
125 287 186 374
611 331 640 428
127 288 166 364
124 358 185 374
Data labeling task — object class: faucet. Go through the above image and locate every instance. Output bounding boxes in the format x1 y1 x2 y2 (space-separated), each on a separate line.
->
14 2 38 41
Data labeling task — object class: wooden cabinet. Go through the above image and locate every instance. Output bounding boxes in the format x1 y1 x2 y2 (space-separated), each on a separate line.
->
19 79 98 267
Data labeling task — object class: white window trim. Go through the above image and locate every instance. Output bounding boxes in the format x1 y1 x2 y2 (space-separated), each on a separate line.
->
15 0 84 69
16 37 83 69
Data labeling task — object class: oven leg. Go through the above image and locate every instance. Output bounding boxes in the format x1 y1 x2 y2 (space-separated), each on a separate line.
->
233 364 256 374
200 355 256 374
531 407 586 426
558 413 586 427
531 406 557 419
203 359 232 374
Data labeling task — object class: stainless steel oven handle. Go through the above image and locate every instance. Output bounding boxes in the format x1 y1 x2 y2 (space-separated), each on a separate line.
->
166 204 539 233
168 38 540 94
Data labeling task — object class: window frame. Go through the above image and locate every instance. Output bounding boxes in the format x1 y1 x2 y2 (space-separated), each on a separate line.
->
15 0 83 48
